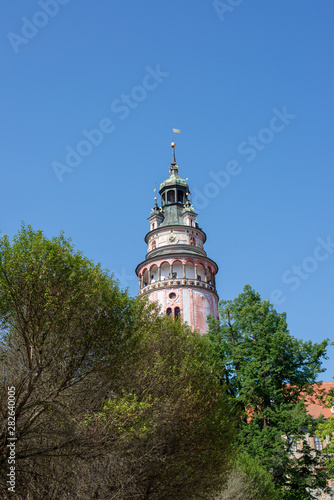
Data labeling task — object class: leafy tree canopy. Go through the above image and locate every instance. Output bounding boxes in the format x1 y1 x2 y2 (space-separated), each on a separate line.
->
207 284 329 498
0 224 237 499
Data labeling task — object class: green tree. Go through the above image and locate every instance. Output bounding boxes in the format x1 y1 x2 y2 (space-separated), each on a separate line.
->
78 316 237 499
207 284 329 499
0 224 139 496
215 452 279 500
0 225 237 499
317 388 334 477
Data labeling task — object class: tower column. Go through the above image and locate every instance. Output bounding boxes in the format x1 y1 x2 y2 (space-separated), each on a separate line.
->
169 262 173 278
183 263 186 278
195 264 198 280
158 265 161 281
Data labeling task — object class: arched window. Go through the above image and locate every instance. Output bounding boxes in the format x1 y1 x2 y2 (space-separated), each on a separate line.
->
167 190 175 204
177 190 184 204
142 269 149 287
150 265 158 283
185 261 195 279
207 267 213 284
161 262 170 280
152 240 156 250
197 263 205 282
174 307 181 319
189 236 195 246
166 307 172 317
172 261 182 279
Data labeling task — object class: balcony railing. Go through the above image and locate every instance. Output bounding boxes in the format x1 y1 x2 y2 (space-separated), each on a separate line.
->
139 277 216 295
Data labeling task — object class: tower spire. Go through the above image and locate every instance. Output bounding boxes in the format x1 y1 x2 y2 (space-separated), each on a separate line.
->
171 141 176 165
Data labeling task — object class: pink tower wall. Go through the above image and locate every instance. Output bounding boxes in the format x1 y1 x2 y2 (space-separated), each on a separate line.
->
139 279 218 334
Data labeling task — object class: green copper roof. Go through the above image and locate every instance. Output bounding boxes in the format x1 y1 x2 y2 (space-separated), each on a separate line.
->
159 143 189 191
159 167 189 191
158 204 183 226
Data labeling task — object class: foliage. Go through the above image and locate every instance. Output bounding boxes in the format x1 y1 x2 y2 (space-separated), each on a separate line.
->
317 388 334 476
214 452 279 500
214 469 248 500
82 392 154 440
207 284 329 499
235 452 279 499
77 315 237 499
0 224 236 499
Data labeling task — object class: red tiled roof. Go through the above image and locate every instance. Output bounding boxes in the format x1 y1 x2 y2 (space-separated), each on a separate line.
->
306 382 334 419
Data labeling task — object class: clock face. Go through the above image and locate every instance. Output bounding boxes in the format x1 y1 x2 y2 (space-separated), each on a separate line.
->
167 234 178 244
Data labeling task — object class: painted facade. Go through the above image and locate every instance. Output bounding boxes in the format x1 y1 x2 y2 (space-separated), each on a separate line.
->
135 143 219 334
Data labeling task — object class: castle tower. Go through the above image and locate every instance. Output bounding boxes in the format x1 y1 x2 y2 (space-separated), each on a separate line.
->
135 142 219 334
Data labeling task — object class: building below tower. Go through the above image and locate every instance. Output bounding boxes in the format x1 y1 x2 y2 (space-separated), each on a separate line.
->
135 142 219 334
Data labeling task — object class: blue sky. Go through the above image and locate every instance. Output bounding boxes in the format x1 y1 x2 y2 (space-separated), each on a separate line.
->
1 1 333 378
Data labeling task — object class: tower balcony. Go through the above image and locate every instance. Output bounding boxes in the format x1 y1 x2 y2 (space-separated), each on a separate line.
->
139 277 217 296
136 257 218 294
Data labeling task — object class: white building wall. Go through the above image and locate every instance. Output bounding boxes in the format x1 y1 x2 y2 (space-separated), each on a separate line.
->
182 289 191 326
156 289 165 314
147 228 205 252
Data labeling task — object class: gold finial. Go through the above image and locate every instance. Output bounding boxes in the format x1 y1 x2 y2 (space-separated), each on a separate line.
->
171 142 176 148
154 197 157 201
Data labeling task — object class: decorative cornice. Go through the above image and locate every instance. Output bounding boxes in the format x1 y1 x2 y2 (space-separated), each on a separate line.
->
138 278 219 299
144 224 207 244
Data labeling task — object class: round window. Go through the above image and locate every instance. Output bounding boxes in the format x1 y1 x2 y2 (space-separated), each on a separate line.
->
169 292 176 300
